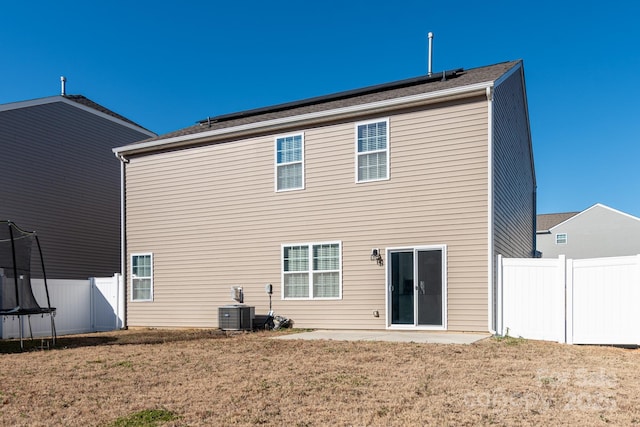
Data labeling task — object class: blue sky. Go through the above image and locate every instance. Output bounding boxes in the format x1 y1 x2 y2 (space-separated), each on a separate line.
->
2 1 639 217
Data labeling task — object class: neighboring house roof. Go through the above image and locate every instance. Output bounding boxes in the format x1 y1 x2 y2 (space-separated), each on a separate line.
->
536 212 579 233
0 95 156 137
115 59 522 155
537 203 640 233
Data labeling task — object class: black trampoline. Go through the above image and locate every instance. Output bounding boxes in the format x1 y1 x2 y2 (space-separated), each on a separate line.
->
0 220 56 349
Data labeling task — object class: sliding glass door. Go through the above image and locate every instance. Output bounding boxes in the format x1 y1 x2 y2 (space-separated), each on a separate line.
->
389 246 445 328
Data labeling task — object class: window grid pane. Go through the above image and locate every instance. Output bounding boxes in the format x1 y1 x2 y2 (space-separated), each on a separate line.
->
277 135 302 164
313 244 339 270
313 272 339 298
284 273 310 298
284 246 308 272
358 152 387 181
277 163 302 190
133 278 151 300
357 122 387 152
132 255 151 277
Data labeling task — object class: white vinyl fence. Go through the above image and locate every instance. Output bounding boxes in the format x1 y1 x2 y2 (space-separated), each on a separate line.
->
1 274 123 339
498 255 640 345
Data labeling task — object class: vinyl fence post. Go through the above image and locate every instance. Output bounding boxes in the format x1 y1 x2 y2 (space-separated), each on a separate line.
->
564 256 573 345
89 277 96 332
496 254 503 336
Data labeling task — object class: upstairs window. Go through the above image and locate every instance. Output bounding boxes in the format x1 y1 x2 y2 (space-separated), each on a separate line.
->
282 242 342 299
356 119 389 182
555 233 568 244
131 253 153 301
276 133 304 191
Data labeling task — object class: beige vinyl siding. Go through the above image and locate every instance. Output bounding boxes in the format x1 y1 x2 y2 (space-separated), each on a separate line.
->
125 96 489 331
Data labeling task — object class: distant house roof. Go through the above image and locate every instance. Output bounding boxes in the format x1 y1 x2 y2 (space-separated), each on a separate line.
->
115 59 523 155
0 95 155 137
536 212 580 233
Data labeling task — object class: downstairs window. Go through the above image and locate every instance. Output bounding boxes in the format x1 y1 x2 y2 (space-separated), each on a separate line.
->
282 242 341 299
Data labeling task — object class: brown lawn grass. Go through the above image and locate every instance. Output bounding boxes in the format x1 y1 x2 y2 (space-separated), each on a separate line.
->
1 329 639 426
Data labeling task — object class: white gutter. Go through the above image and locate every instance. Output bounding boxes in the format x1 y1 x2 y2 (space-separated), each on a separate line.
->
113 81 495 156
115 152 129 329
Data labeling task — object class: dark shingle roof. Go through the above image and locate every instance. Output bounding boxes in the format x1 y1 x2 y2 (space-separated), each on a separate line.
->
536 212 580 232
142 60 521 144
64 95 154 134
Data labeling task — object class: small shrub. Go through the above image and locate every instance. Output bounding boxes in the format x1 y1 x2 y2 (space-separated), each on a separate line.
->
494 328 526 345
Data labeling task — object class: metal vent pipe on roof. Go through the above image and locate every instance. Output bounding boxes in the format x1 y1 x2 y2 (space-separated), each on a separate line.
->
427 32 434 76
60 76 67 96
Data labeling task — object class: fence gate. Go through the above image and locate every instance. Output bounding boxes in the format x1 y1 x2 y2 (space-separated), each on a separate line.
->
498 255 640 345
91 274 124 331
569 256 640 345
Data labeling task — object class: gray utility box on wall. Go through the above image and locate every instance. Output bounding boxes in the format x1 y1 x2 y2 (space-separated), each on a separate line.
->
218 305 255 331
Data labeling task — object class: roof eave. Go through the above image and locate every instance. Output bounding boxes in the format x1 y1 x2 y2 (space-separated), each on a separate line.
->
114 81 493 156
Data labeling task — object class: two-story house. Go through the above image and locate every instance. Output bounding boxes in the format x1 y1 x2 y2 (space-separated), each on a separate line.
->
114 60 535 333
0 93 155 279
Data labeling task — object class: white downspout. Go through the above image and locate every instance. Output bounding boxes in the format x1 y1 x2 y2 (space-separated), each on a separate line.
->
115 153 128 329
486 85 496 334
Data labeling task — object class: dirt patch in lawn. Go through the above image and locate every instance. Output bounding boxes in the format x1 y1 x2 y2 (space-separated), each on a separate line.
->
1 329 639 426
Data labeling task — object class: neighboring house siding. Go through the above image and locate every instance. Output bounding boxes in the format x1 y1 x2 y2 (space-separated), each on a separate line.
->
537 206 640 259
492 66 535 260
125 97 490 331
0 101 150 278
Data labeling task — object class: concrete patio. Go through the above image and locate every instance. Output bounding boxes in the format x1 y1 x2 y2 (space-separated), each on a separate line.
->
274 330 490 344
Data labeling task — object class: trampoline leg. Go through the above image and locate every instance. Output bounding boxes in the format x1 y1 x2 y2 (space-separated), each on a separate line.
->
50 314 57 347
19 316 24 351
28 315 34 341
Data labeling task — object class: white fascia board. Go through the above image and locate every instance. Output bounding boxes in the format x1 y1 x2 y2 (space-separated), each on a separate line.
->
589 203 640 222
113 81 494 155
0 95 154 137
0 96 62 112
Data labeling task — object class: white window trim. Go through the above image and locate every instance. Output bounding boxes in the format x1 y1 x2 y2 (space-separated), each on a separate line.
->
281 241 342 300
274 132 305 192
555 233 568 244
130 252 153 302
355 118 390 183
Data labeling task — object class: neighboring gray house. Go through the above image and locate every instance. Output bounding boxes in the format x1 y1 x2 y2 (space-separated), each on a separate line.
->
0 94 155 278
537 203 640 259
114 60 535 333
